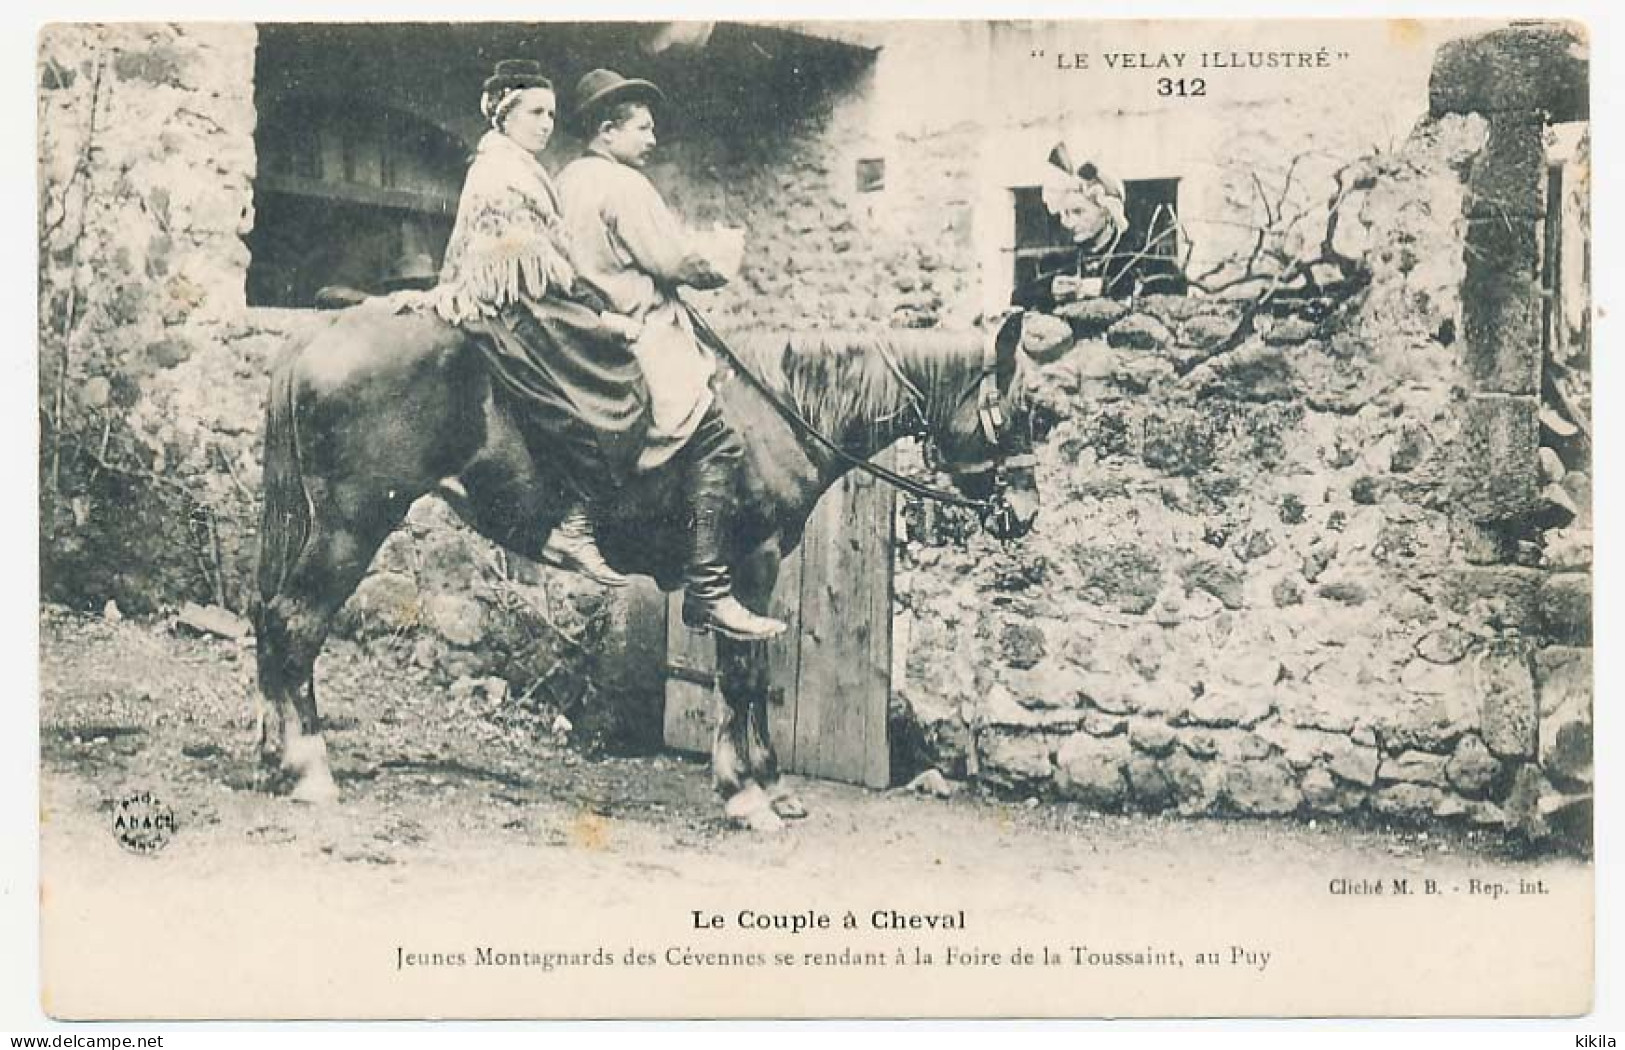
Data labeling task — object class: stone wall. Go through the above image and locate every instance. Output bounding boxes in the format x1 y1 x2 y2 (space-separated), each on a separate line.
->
39 24 268 613
651 39 981 333
1429 23 1592 840
891 23 1591 845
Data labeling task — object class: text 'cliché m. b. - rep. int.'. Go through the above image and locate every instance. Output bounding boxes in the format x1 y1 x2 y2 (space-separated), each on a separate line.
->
1329 876 1551 899
691 909 967 934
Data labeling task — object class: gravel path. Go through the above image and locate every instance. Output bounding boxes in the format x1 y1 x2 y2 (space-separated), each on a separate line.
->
37 607 1591 1020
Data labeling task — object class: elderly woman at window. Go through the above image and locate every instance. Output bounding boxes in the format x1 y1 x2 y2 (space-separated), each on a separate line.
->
433 59 644 585
1013 145 1129 310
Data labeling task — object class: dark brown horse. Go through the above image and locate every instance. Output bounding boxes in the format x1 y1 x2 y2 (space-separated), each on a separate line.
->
254 303 1045 830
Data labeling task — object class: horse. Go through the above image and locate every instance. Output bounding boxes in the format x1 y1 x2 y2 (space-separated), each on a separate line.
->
254 302 1048 831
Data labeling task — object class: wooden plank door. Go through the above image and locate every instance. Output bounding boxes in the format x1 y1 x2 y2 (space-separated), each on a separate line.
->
659 463 894 789
660 547 802 757
788 468 893 789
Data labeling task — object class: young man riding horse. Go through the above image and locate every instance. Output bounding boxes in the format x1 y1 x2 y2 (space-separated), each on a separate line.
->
435 60 784 642
557 68 785 643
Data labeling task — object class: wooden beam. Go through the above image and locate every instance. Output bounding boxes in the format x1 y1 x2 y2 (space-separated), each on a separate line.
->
257 173 458 216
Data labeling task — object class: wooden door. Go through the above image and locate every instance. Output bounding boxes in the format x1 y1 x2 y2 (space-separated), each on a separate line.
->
660 465 894 789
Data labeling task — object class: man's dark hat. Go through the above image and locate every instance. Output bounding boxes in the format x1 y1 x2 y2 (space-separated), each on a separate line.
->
483 59 552 97
571 68 665 133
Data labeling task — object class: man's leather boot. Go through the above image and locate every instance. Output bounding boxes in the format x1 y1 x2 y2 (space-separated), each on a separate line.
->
680 453 787 642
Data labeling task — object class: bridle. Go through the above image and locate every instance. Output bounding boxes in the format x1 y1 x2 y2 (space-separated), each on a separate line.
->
874 324 1037 480
683 301 1035 515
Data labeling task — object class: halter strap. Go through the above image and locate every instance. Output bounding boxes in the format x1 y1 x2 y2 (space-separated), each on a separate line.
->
977 326 1008 447
934 313 1026 476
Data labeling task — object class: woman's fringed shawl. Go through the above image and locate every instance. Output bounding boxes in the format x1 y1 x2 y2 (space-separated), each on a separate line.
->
431 130 650 493
435 131 579 325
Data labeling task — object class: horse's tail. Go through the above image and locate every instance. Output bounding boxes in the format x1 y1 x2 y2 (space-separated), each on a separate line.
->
255 352 313 609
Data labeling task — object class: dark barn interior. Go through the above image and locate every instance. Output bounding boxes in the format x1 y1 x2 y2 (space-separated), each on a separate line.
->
248 22 874 306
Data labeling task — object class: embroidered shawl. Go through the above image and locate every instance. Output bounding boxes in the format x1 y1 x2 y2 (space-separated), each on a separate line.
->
435 131 579 324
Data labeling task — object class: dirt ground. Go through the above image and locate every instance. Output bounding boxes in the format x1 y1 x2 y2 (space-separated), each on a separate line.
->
35 606 1594 1019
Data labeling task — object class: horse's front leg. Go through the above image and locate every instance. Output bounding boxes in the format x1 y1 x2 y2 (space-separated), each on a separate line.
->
713 541 805 829
737 545 808 820
714 637 780 832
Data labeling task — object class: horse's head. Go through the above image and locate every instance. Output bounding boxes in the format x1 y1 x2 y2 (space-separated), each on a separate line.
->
723 315 1066 543
920 311 1064 541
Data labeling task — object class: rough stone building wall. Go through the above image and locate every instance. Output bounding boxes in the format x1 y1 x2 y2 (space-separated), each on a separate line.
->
657 29 982 333
39 23 283 614
1427 24 1592 836
890 23 1590 843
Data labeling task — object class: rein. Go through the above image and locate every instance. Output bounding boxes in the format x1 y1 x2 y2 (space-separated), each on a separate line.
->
682 301 1007 511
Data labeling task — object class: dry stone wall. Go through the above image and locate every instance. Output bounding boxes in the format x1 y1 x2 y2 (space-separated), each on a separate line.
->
40 24 275 613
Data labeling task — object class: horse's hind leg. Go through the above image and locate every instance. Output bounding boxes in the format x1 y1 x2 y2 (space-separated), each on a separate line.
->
258 497 406 803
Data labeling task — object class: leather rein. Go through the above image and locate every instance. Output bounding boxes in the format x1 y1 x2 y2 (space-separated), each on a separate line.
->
682 302 1032 512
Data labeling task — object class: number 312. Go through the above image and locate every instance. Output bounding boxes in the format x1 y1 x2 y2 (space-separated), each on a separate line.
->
1157 78 1207 97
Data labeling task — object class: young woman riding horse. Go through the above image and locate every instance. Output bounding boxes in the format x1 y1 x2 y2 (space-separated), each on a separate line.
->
434 60 783 642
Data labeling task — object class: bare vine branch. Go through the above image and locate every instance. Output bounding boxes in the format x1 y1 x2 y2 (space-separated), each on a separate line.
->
1160 150 1375 364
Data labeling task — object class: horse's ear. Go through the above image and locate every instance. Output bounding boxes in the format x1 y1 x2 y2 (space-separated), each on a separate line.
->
992 312 1024 385
1015 311 1075 364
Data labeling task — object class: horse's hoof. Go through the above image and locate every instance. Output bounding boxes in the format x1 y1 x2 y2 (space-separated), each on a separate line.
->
770 796 809 820
743 807 784 833
723 783 784 833
289 772 340 806
763 779 809 819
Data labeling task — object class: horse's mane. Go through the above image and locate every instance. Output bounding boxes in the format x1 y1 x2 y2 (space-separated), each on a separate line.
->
720 328 993 443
